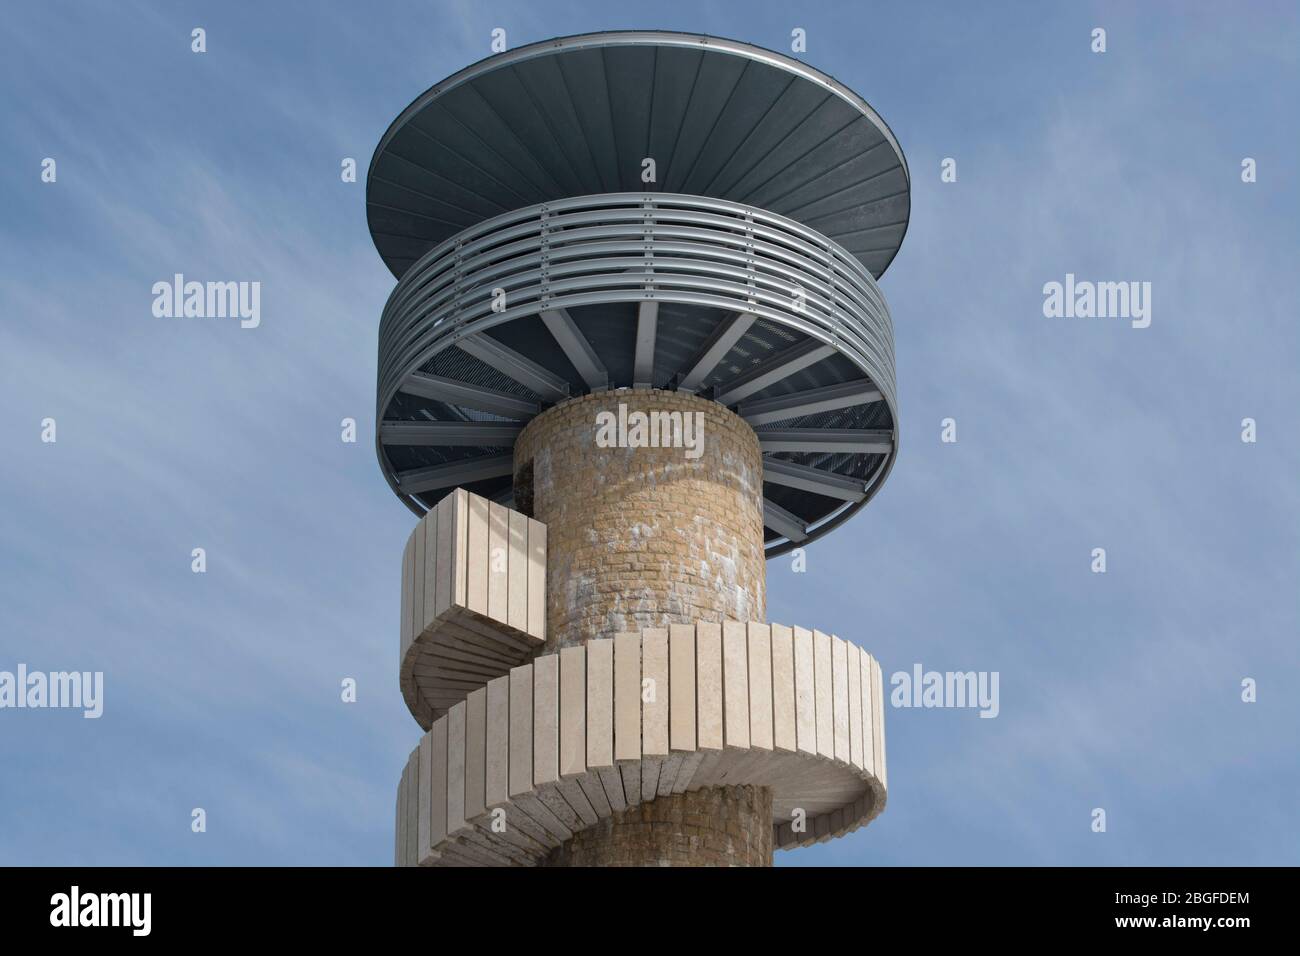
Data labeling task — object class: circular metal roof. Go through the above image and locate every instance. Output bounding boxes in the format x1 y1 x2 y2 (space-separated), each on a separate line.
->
367 31 910 281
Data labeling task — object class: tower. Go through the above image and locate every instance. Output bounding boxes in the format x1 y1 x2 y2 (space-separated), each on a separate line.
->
371 31 908 866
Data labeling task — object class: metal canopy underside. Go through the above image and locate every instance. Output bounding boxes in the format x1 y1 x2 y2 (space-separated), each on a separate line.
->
381 301 896 556
367 31 911 281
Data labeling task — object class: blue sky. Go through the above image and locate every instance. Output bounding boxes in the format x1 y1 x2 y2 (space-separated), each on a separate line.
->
1 1 1297 866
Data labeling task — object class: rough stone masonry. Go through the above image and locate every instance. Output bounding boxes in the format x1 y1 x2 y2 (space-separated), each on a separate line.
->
541 785 774 867
514 389 768 654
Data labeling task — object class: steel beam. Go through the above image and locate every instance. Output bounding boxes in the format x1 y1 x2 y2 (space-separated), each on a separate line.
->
677 311 755 392
540 308 608 391
395 454 515 495
400 372 539 420
457 335 570 402
762 498 809 543
633 301 658 388
757 429 892 455
380 421 523 446
738 379 883 426
713 339 835 407
762 457 866 502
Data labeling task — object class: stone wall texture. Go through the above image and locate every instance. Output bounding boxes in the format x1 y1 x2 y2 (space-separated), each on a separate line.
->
514 389 766 653
541 785 774 867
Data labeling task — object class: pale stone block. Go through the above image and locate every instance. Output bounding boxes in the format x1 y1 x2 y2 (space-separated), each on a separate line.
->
860 650 875 779
393 776 402 867
747 622 773 750
832 635 850 764
614 631 641 762
873 654 887 790
396 757 408 867
533 653 559 786
508 664 532 798
466 492 489 615
722 621 750 750
465 687 487 820
485 675 510 808
417 731 432 861
696 622 723 750
452 488 469 608
447 700 467 834
487 500 509 621
412 517 426 642
586 638 614 768
813 629 834 760
433 493 454 619
770 623 796 753
847 642 863 771
527 519 546 640
793 626 816 755
642 628 669 756
400 532 414 662
429 715 448 846
407 748 419 866
668 623 696 752
507 509 528 633
422 504 438 632
559 645 586 778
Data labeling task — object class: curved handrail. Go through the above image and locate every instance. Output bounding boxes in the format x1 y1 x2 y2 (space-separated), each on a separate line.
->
377 193 897 419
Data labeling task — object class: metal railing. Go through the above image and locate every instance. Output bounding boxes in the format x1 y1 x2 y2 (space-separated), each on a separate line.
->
376 193 897 422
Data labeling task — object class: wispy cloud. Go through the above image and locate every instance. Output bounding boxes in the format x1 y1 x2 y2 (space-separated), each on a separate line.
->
1 0 1296 866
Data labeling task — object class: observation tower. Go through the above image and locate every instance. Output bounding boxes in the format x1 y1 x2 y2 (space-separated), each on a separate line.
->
371 31 908 866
